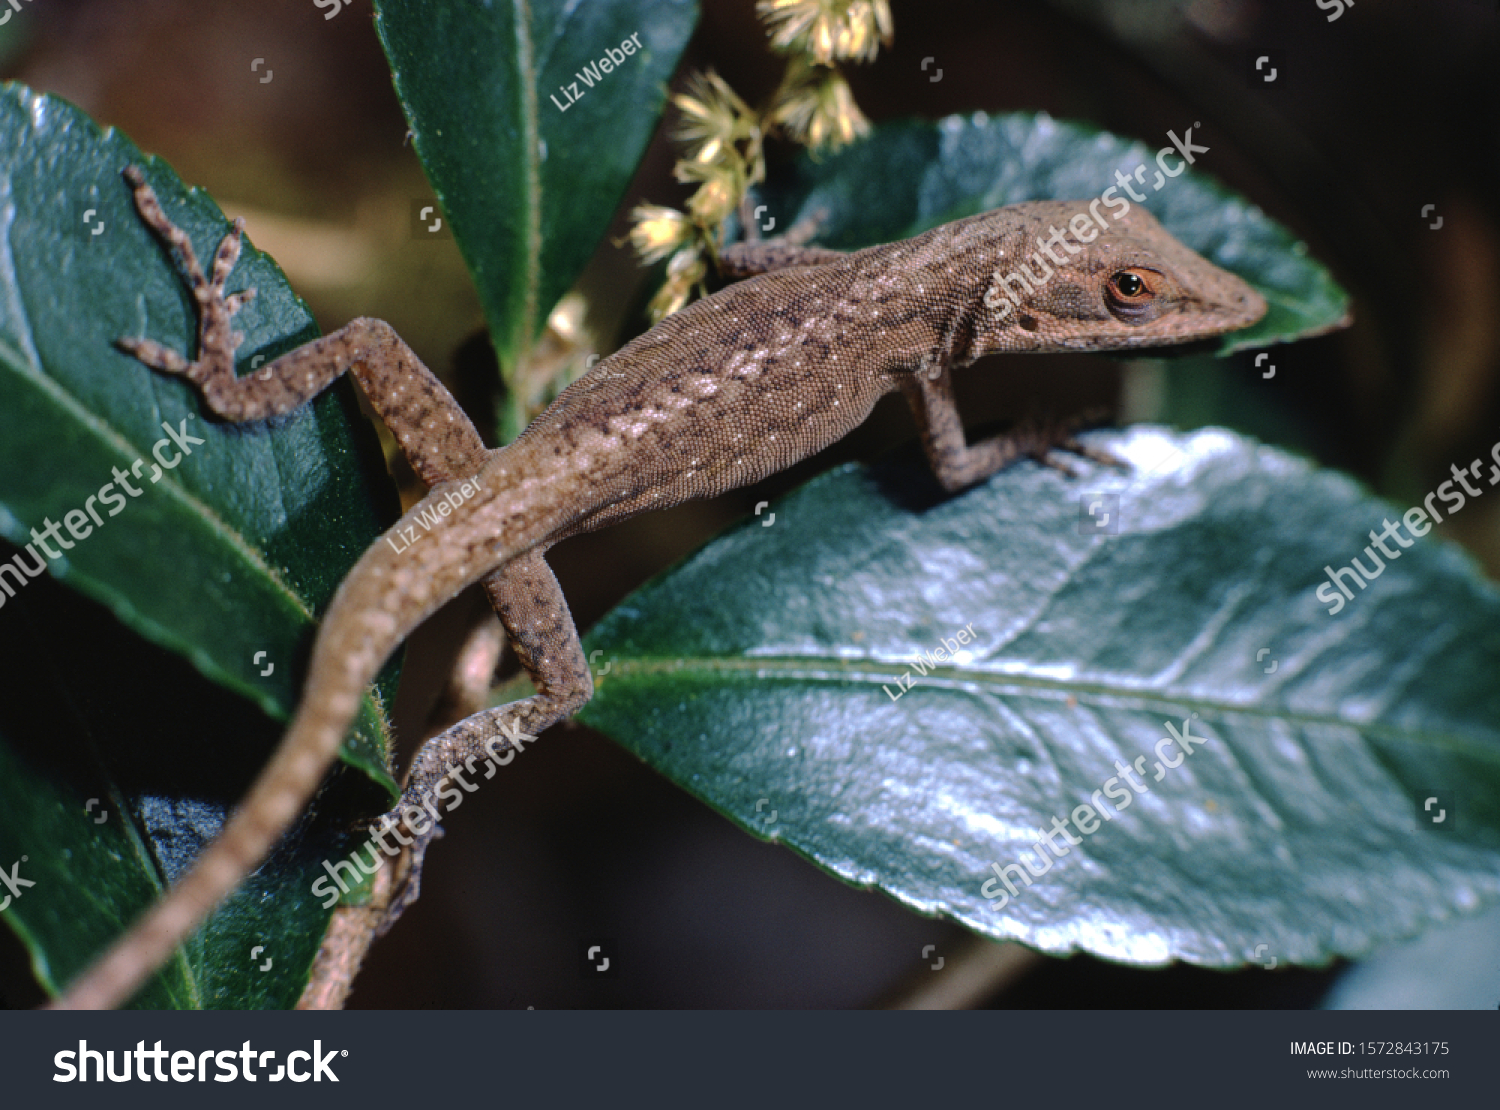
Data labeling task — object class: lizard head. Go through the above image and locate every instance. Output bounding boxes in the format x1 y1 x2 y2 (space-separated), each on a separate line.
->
964 201 1267 356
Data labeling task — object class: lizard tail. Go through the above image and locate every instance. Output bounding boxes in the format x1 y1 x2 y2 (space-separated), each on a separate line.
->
51 485 526 1009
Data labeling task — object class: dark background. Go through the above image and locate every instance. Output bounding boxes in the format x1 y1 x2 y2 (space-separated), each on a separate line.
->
1 0 1496 1008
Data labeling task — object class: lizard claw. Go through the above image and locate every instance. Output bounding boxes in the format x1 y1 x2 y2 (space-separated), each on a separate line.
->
211 218 247 291
223 288 257 316
783 205 830 247
1051 433 1129 473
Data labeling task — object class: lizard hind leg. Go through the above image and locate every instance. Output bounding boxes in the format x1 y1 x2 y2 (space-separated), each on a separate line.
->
117 165 249 393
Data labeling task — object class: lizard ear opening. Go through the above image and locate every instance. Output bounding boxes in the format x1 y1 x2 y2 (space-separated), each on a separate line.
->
1105 267 1166 324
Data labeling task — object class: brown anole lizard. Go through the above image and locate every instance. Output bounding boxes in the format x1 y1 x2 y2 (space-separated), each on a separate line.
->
55 166 1265 1008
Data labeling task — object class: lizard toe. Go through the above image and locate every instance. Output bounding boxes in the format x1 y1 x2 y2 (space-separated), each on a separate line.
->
115 335 192 375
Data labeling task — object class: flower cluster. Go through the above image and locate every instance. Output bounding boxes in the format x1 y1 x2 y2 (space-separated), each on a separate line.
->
628 0 892 321
761 0 891 149
629 70 763 319
759 0 893 65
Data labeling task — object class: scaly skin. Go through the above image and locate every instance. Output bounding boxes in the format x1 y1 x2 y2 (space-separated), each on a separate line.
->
54 169 1265 1008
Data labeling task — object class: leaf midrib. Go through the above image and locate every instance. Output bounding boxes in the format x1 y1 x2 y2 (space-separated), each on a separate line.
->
594 654 1500 761
509 0 541 365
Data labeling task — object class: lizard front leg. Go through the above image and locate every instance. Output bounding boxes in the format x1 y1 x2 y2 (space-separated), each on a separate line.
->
899 366 1121 492
717 221 841 280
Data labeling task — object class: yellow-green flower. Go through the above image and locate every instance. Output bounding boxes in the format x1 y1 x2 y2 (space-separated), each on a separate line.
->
675 157 747 229
671 69 757 164
631 2 892 318
627 204 693 264
768 57 870 150
649 247 708 321
758 0 892 65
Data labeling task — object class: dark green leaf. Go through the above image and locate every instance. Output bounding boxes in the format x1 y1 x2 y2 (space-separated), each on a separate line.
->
0 572 379 1008
0 84 401 1005
374 0 697 433
758 113 1350 354
580 427 1500 967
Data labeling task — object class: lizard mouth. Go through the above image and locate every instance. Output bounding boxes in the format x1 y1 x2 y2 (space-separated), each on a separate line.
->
1205 271 1270 334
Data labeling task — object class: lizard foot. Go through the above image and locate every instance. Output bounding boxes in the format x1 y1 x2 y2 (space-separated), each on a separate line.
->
115 165 256 389
1004 408 1128 478
372 704 546 934
373 814 444 937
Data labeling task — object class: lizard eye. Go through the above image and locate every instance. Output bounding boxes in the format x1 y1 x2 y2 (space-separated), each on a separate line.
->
1105 267 1163 322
